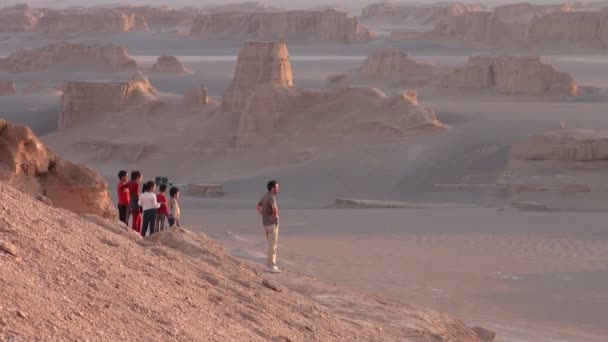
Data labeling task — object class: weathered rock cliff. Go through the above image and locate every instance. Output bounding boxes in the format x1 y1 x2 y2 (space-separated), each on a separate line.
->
0 43 137 72
442 55 577 97
59 72 158 129
512 129 608 161
190 9 371 43
0 120 114 218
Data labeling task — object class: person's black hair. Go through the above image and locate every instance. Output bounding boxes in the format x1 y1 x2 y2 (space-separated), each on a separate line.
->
267 180 278 191
144 181 155 193
159 184 167 192
170 186 179 197
118 170 127 180
131 171 141 181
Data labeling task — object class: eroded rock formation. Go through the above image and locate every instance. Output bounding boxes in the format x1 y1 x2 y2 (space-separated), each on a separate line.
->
0 4 43 32
115 6 200 28
0 120 114 218
222 41 442 147
435 9 608 50
361 2 483 27
442 55 577 96
328 48 439 88
511 129 608 161
221 41 293 113
37 9 149 36
150 55 190 74
184 86 209 105
59 72 158 129
494 2 571 23
0 81 16 95
190 9 371 43
0 43 138 72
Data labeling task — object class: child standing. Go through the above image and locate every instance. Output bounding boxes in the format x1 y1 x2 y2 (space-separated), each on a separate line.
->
127 171 142 233
116 170 130 225
168 187 181 227
139 181 161 237
155 184 168 232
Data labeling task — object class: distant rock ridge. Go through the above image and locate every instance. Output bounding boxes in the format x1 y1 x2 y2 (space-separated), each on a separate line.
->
435 9 608 50
442 54 577 97
0 119 114 218
37 9 149 36
0 42 138 73
58 72 158 129
190 9 371 43
493 2 572 23
361 2 483 26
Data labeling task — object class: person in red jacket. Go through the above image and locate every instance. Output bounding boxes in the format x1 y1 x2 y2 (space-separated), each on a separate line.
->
116 170 130 225
127 171 143 233
155 184 169 232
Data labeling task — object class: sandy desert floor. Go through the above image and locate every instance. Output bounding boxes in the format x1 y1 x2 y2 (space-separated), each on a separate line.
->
2 30 608 340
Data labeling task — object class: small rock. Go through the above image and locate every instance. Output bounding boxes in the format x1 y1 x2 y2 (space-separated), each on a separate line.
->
262 278 282 292
0 241 17 257
17 310 27 319
35 194 53 206
471 326 496 342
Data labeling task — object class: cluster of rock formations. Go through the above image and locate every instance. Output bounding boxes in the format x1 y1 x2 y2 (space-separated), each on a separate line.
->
0 81 16 95
190 9 371 43
0 43 137 72
442 55 578 97
0 119 114 218
221 41 442 146
150 55 190 74
361 2 483 27
512 129 608 161
435 6 608 50
328 48 440 88
59 72 158 129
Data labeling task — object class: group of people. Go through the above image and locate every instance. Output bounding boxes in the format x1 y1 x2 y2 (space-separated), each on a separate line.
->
116 170 181 237
117 171 281 274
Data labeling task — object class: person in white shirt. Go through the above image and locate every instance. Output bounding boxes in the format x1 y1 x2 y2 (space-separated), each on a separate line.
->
138 181 162 237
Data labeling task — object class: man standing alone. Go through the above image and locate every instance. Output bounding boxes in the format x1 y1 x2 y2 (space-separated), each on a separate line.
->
257 180 280 273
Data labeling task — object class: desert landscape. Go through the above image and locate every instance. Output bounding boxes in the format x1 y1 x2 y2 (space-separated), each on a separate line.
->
1 1 608 341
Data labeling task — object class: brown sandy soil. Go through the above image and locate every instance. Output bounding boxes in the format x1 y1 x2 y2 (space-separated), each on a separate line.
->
193 207 608 342
0 183 482 341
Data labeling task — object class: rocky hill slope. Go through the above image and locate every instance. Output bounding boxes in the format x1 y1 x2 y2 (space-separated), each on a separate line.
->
0 182 485 341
